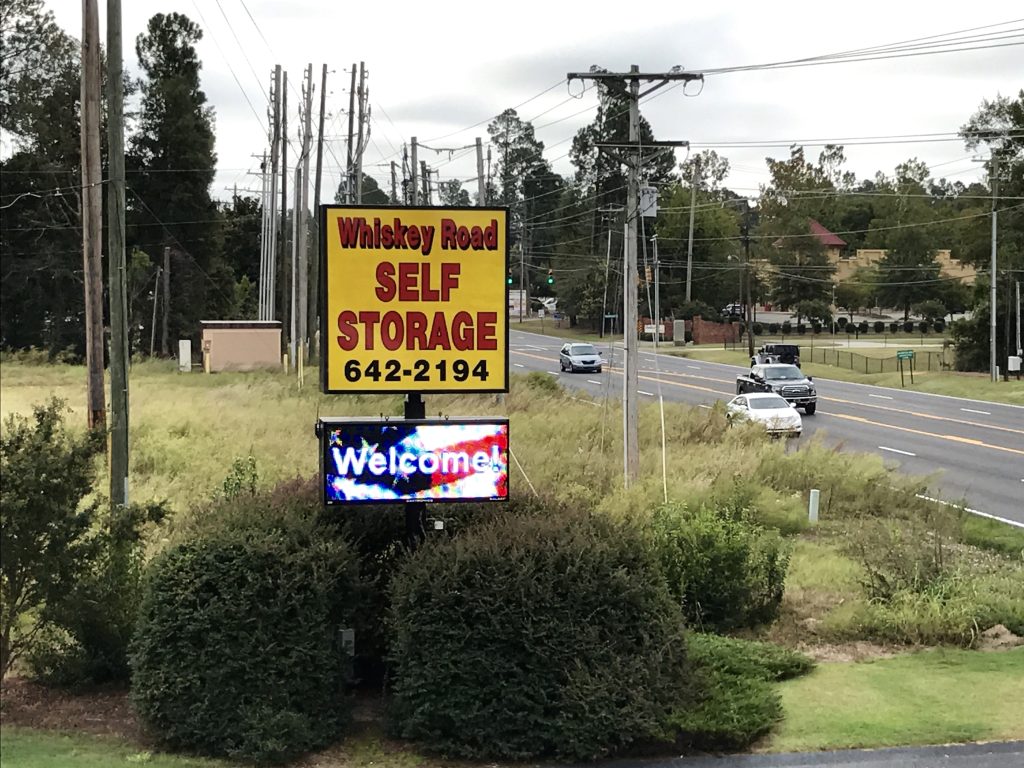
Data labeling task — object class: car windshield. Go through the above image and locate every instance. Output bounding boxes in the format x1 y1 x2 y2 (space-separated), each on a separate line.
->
773 346 798 355
570 344 597 356
749 396 790 410
763 365 803 380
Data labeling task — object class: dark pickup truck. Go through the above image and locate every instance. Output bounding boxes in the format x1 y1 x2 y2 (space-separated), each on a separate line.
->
735 363 817 414
751 343 801 367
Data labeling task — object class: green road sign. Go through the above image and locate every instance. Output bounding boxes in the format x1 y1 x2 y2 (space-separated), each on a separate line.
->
896 350 915 360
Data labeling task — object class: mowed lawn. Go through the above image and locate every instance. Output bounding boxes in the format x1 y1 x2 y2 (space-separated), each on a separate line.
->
769 648 1024 752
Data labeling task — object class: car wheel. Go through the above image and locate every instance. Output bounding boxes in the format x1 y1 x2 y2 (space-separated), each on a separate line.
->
596 366 602 373
804 403 816 415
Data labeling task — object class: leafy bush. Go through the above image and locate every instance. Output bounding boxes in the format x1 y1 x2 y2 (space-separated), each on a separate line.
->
858 321 869 334
847 517 958 602
768 322 780 334
752 322 764 336
130 530 359 764
919 320 931 334
0 398 102 679
29 502 168 687
677 300 718 320
934 320 945 333
903 321 915 333
388 512 690 760
837 316 849 329
781 321 792 334
812 322 822 334
796 324 807 335
650 502 789 632
669 634 813 750
890 321 900 334
874 321 886 334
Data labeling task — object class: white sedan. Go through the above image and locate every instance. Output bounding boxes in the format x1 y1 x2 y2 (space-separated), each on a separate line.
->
726 392 802 438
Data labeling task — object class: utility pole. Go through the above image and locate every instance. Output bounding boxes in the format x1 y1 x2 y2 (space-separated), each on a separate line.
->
410 137 419 205
1016 280 1022 357
80 0 105 430
291 165 300 364
309 63 327 348
161 246 170 355
567 65 701 486
259 152 268 319
743 203 755 359
518 239 525 324
266 65 281 321
420 160 430 204
355 62 366 203
476 137 486 204
346 63 356 203
652 234 660 350
685 155 699 302
280 71 289 340
297 63 313 360
989 153 999 382
106 0 128 504
390 161 398 203
149 267 161 358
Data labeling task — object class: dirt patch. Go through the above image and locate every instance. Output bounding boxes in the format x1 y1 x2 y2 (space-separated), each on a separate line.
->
798 641 901 663
978 624 1024 652
0 676 141 741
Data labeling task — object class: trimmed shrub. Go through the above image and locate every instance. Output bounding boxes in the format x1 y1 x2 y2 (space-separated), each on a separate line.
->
388 512 690 760
812 322 822 334
919 320 931 334
837 316 849 329
858 321 869 334
934 320 946 334
650 502 789 632
890 321 900 334
780 321 792 335
796 324 807 335
669 634 813 750
874 321 885 334
768 322 779 335
752 322 764 336
903 321 915 333
130 530 359 764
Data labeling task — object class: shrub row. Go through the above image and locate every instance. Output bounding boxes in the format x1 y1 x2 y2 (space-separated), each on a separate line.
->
762 319 946 335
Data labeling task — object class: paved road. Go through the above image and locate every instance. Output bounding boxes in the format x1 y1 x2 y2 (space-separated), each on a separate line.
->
510 330 1024 526
599 740 1024 768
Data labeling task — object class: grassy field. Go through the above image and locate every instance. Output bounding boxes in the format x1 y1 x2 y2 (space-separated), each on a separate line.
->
769 648 1024 752
2 359 1023 762
0 728 228 768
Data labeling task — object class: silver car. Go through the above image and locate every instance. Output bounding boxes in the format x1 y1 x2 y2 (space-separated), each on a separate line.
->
559 343 602 373
726 393 802 438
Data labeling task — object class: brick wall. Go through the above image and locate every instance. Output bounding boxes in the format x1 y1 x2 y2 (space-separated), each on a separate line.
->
689 315 740 345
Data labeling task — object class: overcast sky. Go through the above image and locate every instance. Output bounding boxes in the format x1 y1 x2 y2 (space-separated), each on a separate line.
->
45 0 1023 205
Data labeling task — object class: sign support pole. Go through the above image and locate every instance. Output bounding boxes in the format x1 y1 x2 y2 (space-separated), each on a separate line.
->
404 393 426 549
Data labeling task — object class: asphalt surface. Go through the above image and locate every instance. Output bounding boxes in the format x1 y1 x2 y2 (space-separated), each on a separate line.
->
510 330 1024 526
596 740 1024 768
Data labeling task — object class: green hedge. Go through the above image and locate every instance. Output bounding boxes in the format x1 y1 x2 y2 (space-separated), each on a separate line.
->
651 503 789 632
130 531 359 764
670 634 813 750
388 512 690 760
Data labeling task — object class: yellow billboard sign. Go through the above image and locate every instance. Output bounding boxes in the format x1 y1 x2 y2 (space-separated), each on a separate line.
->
320 206 509 393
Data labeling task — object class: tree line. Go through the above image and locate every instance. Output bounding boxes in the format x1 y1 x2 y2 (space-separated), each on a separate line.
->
1 1 1020 371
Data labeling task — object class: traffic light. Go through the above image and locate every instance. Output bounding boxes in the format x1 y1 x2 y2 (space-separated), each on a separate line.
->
507 269 513 285
547 269 554 285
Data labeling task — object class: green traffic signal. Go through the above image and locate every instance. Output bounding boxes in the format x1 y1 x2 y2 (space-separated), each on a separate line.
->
547 270 554 285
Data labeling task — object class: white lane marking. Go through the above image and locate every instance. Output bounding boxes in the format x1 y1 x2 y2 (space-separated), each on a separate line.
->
687 365 701 370
879 446 916 457
639 390 655 396
917 494 1024 529
587 379 601 384
513 363 524 368
698 404 712 409
547 371 559 376
961 407 991 415
869 394 893 400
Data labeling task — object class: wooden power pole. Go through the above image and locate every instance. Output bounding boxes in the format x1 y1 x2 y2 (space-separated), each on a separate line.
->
107 0 129 504
476 137 486 204
308 63 327 352
567 65 701 486
297 63 313 359
80 0 105 430
410 137 419 205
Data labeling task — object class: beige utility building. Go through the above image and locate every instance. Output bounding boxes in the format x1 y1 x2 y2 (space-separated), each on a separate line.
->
200 320 282 372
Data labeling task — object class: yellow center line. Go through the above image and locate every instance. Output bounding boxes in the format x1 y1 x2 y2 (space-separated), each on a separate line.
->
826 412 1024 456
821 395 1024 437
